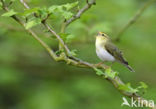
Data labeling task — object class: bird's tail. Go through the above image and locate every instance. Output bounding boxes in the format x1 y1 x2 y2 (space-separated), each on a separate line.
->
126 65 135 72
122 60 135 72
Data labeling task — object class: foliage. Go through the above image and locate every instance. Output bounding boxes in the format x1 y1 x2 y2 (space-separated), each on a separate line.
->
119 83 139 93
19 1 78 29
94 68 118 79
2 9 17 17
94 68 104 76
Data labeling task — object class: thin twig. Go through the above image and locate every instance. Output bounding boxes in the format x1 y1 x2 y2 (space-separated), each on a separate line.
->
60 0 96 50
42 22 71 54
115 0 156 42
19 0 95 53
65 0 96 27
20 0 29 9
19 0 71 55
19 0 94 61
1 0 60 61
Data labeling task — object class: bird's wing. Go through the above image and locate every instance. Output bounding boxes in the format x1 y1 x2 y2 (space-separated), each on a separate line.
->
104 41 128 65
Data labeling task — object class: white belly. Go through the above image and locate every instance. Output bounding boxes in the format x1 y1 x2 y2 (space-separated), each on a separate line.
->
96 47 115 62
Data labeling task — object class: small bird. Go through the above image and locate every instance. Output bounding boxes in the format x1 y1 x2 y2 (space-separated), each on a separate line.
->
95 32 135 72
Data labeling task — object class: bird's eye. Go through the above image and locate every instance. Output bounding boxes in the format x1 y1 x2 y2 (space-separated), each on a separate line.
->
102 34 105 36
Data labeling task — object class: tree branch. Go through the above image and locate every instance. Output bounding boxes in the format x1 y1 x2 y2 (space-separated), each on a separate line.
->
115 0 156 42
19 0 71 55
60 0 96 50
19 0 97 64
1 1 60 62
1 0 155 108
20 0 29 9
65 0 96 27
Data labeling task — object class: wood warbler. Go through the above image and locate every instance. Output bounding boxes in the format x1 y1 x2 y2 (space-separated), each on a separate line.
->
95 32 135 72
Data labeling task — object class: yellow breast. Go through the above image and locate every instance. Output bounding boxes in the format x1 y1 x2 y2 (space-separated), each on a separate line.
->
96 36 107 48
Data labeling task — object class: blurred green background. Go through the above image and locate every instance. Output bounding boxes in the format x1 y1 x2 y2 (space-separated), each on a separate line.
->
0 0 156 109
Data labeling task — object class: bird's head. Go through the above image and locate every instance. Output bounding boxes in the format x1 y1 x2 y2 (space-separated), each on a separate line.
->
96 32 110 43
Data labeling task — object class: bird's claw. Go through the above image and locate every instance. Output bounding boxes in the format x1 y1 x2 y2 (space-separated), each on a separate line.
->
95 62 110 69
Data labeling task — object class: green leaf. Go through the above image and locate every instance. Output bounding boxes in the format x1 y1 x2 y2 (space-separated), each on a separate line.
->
63 1 79 11
119 83 139 93
48 5 63 13
2 9 17 17
139 82 148 89
37 8 49 19
94 68 104 76
25 18 41 29
21 7 39 17
137 82 148 95
48 1 79 20
105 68 118 79
48 1 78 13
62 11 73 20
20 7 49 20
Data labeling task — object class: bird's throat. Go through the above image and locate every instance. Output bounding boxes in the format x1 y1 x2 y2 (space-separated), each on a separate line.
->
96 37 107 48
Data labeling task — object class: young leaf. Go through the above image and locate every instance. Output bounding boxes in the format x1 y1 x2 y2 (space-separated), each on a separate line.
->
48 5 62 13
105 68 118 79
139 82 148 89
21 7 39 17
37 8 49 20
94 68 104 76
137 82 148 95
62 11 73 20
2 9 17 17
25 18 41 29
48 1 79 20
63 1 79 11
119 83 139 93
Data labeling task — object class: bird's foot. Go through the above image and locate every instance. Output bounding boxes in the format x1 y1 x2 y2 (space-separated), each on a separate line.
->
95 62 110 69
104 65 111 69
95 62 104 67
